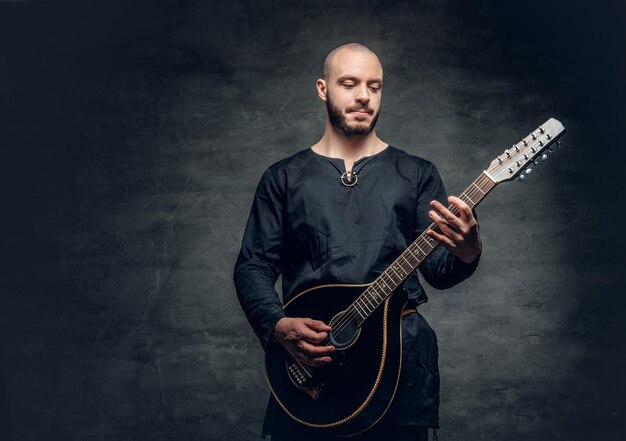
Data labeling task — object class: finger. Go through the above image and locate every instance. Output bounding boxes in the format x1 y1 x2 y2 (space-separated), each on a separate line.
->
298 326 328 344
304 356 333 367
288 347 332 367
301 319 331 343
448 196 473 222
426 229 456 249
304 318 332 332
295 322 329 343
297 340 335 356
428 209 463 240
429 201 463 231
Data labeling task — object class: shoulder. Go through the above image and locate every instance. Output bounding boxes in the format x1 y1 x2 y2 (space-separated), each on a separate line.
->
254 148 312 196
265 148 311 177
386 145 439 177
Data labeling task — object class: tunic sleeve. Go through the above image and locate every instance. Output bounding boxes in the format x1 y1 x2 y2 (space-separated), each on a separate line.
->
233 167 286 350
415 162 480 290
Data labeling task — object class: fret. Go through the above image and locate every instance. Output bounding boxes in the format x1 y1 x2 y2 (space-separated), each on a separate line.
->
362 294 375 310
354 298 368 315
374 280 386 295
396 253 413 272
461 191 475 206
369 294 381 309
364 296 376 312
381 272 396 290
415 242 428 255
393 264 406 278
423 235 436 248
369 286 384 302
471 181 486 195
400 252 415 269
352 302 366 320
389 265 401 279
376 277 387 298
387 269 401 286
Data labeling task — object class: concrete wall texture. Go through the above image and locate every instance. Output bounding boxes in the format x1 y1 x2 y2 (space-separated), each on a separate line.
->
1 0 624 440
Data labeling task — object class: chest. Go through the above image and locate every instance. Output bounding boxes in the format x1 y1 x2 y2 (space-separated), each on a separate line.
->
284 163 417 242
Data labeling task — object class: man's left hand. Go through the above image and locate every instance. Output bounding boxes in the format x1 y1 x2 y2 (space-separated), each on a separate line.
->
426 196 481 264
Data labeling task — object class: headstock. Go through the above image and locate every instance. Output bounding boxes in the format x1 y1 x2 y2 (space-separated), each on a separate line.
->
486 118 566 184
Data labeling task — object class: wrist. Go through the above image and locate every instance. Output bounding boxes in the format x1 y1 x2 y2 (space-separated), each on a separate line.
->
271 317 289 342
457 249 481 265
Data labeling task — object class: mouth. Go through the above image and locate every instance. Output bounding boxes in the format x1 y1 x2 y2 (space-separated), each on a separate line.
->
349 108 372 117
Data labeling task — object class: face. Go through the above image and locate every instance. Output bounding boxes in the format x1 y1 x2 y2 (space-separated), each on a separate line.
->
319 50 383 136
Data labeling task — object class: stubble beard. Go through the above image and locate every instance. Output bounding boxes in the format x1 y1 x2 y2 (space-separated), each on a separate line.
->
326 93 380 137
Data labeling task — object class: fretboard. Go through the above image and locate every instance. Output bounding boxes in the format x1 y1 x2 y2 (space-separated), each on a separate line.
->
349 171 497 323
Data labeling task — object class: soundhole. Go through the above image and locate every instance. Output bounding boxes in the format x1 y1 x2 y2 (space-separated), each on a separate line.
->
328 310 361 349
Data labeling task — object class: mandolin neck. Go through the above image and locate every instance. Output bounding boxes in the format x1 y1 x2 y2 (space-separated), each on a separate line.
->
350 171 497 323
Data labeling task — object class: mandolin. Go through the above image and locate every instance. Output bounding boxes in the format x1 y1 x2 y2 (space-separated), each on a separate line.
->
265 118 566 437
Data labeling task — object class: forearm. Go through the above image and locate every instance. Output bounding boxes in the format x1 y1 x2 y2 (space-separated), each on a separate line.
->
419 245 480 290
233 259 286 350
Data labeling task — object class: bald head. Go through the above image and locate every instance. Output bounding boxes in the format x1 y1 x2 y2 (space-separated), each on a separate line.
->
322 43 381 80
316 43 384 137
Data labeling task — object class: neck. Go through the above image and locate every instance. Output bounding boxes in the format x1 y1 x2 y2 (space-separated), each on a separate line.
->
313 121 387 162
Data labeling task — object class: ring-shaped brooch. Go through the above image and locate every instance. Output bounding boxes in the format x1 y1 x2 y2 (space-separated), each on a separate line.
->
340 171 359 187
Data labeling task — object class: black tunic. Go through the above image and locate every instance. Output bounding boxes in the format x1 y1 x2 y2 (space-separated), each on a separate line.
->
233 145 479 434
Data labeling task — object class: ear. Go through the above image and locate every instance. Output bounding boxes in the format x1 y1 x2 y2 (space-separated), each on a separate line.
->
316 79 327 102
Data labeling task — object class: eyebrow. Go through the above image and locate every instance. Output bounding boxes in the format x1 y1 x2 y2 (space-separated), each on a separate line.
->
336 75 383 85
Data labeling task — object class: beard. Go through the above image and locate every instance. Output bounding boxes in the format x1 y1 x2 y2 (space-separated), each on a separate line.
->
326 93 380 137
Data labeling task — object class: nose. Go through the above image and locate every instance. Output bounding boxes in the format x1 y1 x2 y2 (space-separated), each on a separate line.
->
355 84 370 104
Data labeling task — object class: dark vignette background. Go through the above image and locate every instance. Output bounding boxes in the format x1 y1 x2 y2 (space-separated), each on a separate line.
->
0 0 624 440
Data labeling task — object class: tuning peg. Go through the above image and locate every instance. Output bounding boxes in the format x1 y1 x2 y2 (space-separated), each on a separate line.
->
518 174 526 182
548 148 555 154
533 160 540 166
525 168 533 175
541 153 548 161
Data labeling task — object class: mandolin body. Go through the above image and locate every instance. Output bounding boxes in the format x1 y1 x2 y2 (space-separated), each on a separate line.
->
264 282 408 437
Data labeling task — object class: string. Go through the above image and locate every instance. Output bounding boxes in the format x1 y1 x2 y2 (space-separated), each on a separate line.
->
327 173 493 339
326 172 495 340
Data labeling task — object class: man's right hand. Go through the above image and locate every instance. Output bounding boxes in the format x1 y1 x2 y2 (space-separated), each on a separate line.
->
271 317 336 367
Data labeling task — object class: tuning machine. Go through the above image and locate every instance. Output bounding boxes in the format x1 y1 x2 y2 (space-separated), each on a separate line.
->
518 167 534 182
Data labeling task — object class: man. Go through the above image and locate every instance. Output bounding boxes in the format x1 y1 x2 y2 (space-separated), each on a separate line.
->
233 43 482 441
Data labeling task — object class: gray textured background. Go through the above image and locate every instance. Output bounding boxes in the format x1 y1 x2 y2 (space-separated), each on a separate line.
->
1 0 624 440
